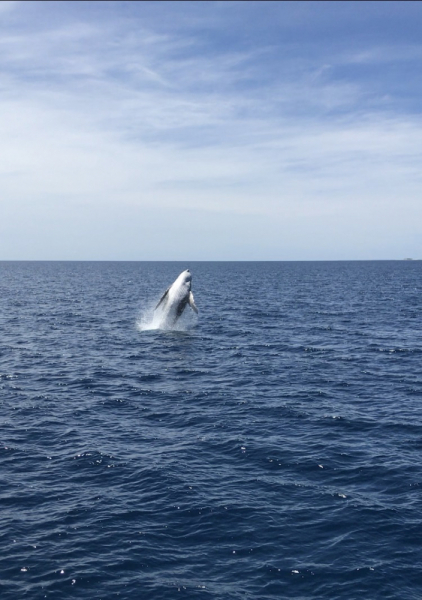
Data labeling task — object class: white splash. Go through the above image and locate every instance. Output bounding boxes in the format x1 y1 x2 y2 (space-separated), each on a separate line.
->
136 303 198 332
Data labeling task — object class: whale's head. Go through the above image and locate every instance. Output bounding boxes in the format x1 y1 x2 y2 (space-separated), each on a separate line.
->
175 269 192 289
178 269 191 282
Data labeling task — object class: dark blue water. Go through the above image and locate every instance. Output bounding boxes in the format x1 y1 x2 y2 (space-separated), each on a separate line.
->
1 261 421 600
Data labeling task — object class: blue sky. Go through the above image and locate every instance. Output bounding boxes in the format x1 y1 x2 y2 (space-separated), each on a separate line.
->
1 0 422 260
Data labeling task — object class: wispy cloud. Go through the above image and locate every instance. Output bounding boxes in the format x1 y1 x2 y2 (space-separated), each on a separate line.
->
1 1 422 259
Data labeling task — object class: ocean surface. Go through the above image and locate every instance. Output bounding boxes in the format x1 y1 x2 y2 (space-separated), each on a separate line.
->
1 260 421 600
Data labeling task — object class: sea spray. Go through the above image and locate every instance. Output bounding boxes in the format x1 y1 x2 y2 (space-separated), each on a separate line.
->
136 302 198 332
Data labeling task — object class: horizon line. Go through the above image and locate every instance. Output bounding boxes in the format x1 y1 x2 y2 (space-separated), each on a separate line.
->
0 259 420 263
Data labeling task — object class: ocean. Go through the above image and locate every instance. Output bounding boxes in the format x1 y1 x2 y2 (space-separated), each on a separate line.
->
1 261 421 599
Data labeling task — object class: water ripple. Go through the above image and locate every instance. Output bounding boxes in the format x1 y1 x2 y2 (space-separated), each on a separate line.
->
1 261 421 599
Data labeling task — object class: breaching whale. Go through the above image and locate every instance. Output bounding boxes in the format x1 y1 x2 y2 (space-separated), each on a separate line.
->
154 269 198 328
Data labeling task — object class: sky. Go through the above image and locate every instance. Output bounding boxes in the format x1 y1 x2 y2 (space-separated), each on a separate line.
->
1 0 422 260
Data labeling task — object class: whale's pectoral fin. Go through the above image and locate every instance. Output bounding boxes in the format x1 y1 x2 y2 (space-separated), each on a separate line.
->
155 288 170 311
188 291 198 314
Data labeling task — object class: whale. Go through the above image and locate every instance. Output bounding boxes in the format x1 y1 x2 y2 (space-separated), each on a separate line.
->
154 269 198 328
